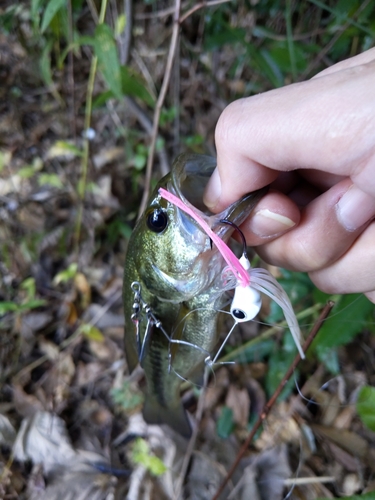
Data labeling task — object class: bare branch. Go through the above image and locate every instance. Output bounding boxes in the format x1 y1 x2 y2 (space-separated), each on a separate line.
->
179 0 233 24
212 300 335 500
137 0 182 218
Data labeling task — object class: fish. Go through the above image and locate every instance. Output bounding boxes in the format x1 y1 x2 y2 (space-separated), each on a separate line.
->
123 153 268 438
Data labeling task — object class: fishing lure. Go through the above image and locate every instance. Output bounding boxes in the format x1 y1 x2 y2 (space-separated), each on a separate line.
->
159 187 305 360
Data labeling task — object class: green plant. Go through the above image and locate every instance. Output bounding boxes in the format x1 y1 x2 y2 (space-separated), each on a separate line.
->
0 277 46 316
131 438 167 476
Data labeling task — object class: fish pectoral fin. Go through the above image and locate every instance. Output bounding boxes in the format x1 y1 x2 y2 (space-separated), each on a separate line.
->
143 395 192 439
187 360 205 387
169 303 190 363
139 318 154 366
124 331 140 374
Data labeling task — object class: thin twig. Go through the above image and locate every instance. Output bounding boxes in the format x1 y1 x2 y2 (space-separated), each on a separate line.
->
74 0 109 257
67 0 76 138
137 0 181 219
125 97 170 176
137 0 234 219
179 0 233 25
299 0 371 80
119 0 132 65
283 476 335 486
211 300 335 500
135 0 231 21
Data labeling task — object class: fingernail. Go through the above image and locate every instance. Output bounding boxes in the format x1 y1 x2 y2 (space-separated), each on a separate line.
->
336 185 375 231
204 167 221 210
251 209 296 237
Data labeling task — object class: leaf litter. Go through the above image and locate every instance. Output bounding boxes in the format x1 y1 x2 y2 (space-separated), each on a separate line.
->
0 1 375 499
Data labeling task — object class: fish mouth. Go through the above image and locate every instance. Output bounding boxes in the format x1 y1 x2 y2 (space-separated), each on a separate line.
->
152 264 212 298
168 153 268 242
171 153 216 213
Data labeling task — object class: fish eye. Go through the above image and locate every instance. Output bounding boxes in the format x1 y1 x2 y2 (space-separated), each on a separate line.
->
146 209 168 233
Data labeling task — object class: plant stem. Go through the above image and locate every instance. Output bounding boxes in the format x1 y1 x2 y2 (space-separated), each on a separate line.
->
74 0 109 259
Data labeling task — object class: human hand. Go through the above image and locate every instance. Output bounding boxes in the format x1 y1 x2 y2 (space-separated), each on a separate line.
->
204 48 375 303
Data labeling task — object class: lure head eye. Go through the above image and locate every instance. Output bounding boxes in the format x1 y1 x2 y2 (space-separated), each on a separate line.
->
146 209 168 233
232 309 246 320
230 285 262 323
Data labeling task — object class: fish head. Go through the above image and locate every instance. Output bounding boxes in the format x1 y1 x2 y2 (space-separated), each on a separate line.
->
127 154 268 301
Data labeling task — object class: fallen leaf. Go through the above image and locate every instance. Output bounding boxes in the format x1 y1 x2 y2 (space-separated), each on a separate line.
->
225 385 250 428
93 147 124 170
0 414 16 446
238 445 291 500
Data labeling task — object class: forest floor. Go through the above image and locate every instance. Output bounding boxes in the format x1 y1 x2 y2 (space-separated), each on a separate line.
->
1 1 375 499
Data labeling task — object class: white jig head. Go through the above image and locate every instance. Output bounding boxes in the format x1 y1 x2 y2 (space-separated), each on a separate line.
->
230 255 262 322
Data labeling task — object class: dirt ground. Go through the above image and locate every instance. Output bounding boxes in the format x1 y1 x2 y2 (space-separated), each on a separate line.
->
1 1 375 499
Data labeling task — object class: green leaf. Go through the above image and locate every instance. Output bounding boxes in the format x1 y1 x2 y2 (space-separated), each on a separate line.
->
311 294 374 357
112 381 144 411
216 406 234 438
131 438 167 476
121 66 154 106
80 324 104 342
317 348 340 375
40 40 54 87
53 263 78 285
115 13 126 37
265 339 297 401
41 0 65 33
92 67 155 108
94 23 122 100
134 154 146 170
0 301 19 314
18 166 36 178
48 141 83 158
18 299 46 311
357 385 375 432
20 277 37 300
0 299 46 315
231 339 275 364
318 492 375 500
308 0 374 37
40 40 62 103
38 173 63 189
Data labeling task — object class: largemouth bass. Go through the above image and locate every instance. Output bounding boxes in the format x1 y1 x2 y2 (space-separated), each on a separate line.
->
123 153 267 438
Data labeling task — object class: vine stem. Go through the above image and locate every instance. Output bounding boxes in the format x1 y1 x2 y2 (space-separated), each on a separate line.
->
74 0 109 258
211 300 335 500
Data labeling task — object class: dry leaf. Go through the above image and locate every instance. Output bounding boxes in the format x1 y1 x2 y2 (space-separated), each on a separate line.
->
12 385 45 418
13 411 118 500
0 414 16 446
93 147 124 170
236 446 290 500
225 385 250 428
311 424 375 472
74 272 91 309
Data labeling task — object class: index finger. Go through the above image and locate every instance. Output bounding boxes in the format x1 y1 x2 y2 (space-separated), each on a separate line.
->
204 55 375 212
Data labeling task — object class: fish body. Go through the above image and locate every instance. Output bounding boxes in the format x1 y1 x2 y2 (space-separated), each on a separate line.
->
123 154 267 437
